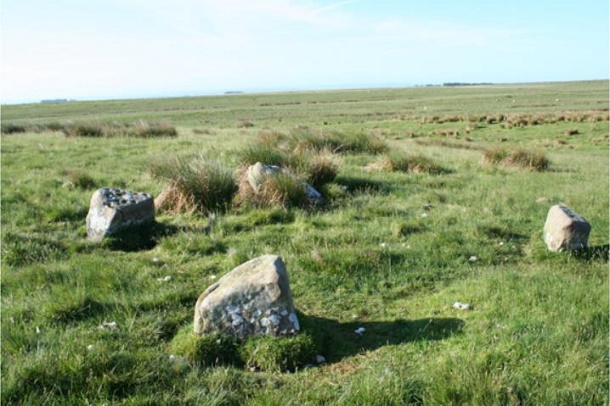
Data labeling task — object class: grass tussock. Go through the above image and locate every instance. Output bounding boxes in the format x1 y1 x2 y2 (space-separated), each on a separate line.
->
236 168 310 209
234 143 293 168
369 153 449 174
64 170 97 189
239 333 316 372
59 121 178 138
483 147 550 171
170 326 316 372
420 110 609 127
149 155 237 214
289 127 388 154
1 123 28 134
304 150 338 189
233 134 339 207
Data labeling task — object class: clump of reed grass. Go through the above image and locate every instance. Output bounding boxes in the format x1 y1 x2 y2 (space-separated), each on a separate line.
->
234 143 291 168
149 154 237 214
289 127 388 154
483 147 550 171
370 153 449 174
65 170 97 189
64 123 105 137
128 120 177 137
63 121 178 138
1 123 27 134
305 150 338 189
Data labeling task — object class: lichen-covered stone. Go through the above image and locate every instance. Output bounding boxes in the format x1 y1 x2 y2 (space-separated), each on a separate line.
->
194 255 300 338
543 204 591 251
86 187 154 241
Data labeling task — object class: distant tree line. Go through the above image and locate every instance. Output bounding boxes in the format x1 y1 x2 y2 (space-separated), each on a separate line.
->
40 99 71 104
442 82 494 87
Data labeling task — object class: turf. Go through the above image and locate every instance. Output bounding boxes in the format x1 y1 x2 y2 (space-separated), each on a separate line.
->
2 80 608 405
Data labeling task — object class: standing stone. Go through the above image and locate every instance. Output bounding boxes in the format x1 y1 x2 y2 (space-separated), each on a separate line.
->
86 187 155 241
543 205 591 251
194 255 300 338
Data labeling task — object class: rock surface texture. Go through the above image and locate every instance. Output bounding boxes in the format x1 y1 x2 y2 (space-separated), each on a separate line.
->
543 204 591 251
194 255 300 338
86 188 155 241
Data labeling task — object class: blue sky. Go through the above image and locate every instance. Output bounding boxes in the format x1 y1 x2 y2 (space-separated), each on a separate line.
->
1 0 608 103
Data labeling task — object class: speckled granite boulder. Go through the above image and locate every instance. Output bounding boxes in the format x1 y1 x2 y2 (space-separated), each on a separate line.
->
543 205 591 251
86 187 155 241
194 255 300 338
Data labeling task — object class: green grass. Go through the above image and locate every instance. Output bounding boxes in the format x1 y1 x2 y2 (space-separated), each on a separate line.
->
1 80 608 405
149 154 237 214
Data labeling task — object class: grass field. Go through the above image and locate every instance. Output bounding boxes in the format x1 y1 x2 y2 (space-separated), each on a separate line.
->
2 80 609 405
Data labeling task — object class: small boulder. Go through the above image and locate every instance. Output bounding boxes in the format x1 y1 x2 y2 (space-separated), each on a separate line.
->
86 187 155 241
246 162 323 205
543 205 591 251
247 162 281 193
194 255 300 338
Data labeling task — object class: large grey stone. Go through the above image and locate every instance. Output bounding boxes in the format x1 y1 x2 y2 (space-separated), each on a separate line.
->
543 205 591 251
194 255 300 338
86 187 155 241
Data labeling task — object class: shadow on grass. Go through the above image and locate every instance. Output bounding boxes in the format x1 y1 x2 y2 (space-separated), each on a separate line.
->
570 244 609 262
335 176 390 195
300 313 464 363
105 221 181 252
479 225 528 242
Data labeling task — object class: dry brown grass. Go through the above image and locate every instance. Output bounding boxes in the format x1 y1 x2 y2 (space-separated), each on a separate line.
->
483 147 550 171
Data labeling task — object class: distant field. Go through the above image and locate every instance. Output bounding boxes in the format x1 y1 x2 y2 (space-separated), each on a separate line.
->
2 80 608 405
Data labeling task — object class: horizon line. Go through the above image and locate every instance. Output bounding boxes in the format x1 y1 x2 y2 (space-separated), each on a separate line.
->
2 78 608 106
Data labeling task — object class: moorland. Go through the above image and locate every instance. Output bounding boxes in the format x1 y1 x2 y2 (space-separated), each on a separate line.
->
1 80 608 405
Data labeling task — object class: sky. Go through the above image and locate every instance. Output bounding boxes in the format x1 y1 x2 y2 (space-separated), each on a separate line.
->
1 0 608 104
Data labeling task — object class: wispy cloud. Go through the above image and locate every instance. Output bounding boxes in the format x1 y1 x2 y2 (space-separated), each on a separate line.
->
311 0 354 15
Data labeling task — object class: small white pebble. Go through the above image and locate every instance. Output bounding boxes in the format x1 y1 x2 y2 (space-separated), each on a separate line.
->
499 242 504 246
379 242 387 248
452 302 471 310
164 275 172 282
354 327 366 335
87 344 94 351
468 255 478 262
210 274 217 280
421 212 428 218
99 321 118 330
169 354 176 361
152 257 161 264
